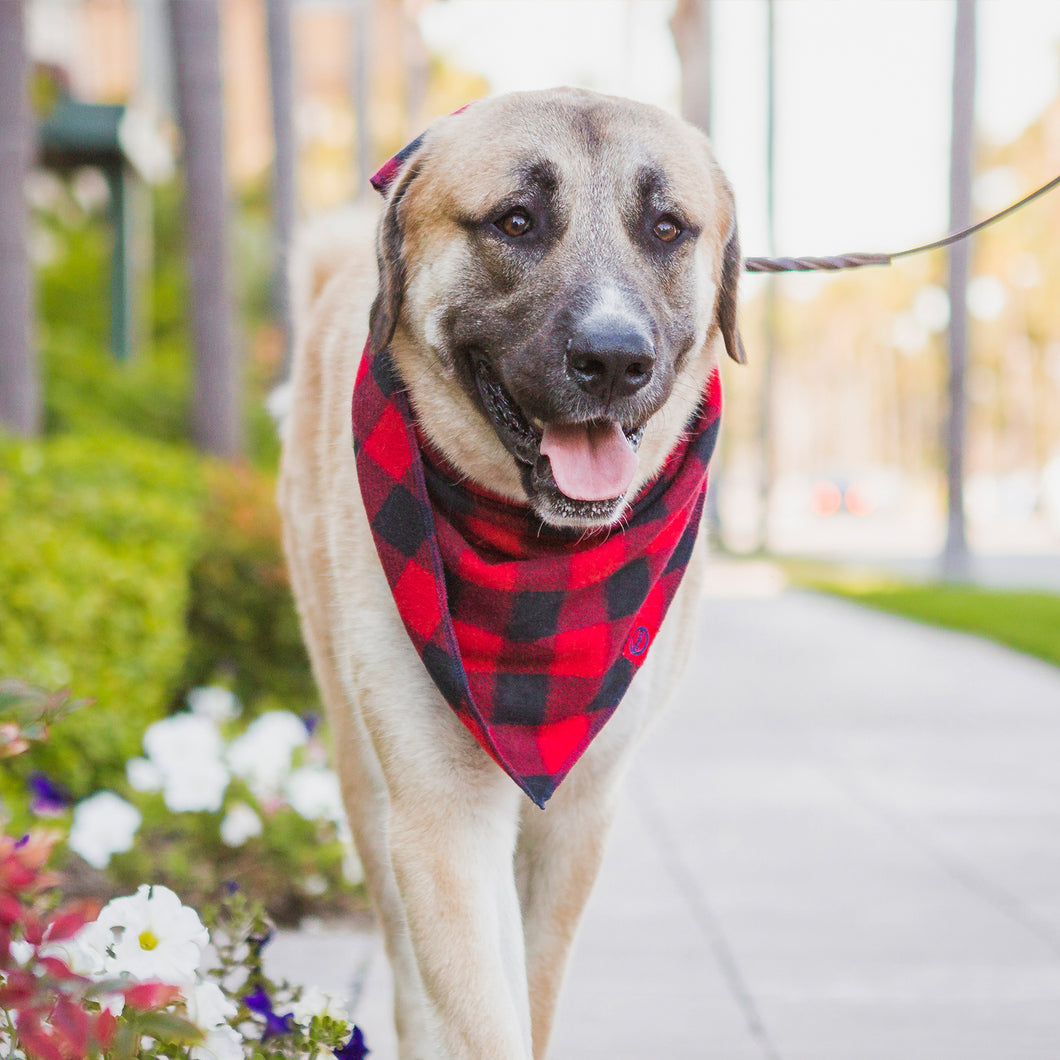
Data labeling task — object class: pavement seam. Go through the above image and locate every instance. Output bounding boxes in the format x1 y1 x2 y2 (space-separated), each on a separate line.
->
636 776 784 1060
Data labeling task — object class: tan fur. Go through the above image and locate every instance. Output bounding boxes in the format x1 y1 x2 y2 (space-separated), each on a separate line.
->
279 88 738 1060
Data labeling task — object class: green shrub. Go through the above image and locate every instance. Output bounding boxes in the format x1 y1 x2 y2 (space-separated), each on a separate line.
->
176 463 316 717
0 431 204 798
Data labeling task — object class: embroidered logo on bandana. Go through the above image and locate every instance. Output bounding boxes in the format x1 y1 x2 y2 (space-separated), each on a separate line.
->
353 133 722 807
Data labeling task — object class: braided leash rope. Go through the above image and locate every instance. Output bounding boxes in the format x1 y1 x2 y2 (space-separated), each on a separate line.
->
743 171 1060 274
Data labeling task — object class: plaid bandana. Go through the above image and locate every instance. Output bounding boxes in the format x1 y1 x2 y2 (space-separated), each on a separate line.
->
353 133 721 806
352 342 720 806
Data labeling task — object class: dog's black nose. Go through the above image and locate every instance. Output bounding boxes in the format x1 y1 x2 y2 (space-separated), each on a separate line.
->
566 322 656 401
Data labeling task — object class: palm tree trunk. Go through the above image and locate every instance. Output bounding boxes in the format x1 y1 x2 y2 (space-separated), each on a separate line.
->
168 0 241 458
266 0 296 375
943 0 976 579
0 0 40 437
757 0 779 551
670 0 712 138
352 0 373 197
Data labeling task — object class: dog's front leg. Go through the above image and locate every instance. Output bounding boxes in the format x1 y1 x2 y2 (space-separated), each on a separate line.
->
516 779 620 1060
515 685 652 1060
371 716 534 1060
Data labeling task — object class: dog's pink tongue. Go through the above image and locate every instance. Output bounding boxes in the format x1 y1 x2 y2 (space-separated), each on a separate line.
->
540 422 637 501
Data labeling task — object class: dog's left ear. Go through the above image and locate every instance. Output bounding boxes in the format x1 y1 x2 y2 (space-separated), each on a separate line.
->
717 216 747 365
368 145 425 354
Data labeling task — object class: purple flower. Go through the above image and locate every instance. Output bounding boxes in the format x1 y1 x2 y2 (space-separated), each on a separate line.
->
244 986 295 1041
28 771 72 816
334 1025 370 1059
301 711 321 736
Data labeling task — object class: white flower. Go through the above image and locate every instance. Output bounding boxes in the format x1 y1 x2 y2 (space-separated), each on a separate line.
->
160 756 230 814
0 1035 28 1058
291 985 348 1027
189 1023 243 1060
143 713 231 813
185 980 238 1031
219 802 263 847
41 928 108 979
8 939 33 965
88 884 209 985
68 791 141 869
226 711 308 798
144 712 224 770
187 686 241 724
126 756 163 793
285 765 346 824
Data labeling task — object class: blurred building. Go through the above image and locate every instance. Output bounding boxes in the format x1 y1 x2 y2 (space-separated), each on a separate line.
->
24 0 482 206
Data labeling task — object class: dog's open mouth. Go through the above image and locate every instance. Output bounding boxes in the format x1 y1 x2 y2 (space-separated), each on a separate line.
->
473 359 645 512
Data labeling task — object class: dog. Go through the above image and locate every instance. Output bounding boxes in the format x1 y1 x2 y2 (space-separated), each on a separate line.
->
278 87 743 1060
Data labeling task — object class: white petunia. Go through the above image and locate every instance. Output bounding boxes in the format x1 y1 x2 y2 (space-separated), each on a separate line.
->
291 985 348 1027
189 1023 243 1060
285 765 346 824
8 939 32 965
144 712 225 771
142 712 231 813
88 884 209 985
0 1036 28 1058
187 686 241 724
40 926 108 979
185 980 238 1031
68 791 141 869
226 711 308 799
126 756 163 793
219 801 263 847
159 755 230 814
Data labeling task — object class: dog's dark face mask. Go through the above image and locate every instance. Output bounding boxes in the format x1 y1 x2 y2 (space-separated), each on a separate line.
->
370 90 744 528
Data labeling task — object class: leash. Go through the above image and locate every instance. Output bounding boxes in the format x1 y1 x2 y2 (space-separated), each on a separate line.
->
743 171 1060 274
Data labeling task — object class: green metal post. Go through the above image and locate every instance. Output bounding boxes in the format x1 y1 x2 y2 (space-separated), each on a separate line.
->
105 165 135 361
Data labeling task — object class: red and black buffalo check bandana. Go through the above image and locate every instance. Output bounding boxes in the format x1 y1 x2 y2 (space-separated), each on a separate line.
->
352 340 721 806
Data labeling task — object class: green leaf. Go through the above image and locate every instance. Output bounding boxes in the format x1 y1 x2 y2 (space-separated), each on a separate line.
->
131 1011 205 1046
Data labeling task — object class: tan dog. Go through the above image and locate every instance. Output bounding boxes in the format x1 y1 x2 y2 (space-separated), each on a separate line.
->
279 88 743 1060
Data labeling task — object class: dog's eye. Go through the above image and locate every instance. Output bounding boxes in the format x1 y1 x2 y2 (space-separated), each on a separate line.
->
653 216 682 243
496 209 533 238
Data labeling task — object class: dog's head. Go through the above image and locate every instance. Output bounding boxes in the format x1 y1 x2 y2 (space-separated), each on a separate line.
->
371 88 743 529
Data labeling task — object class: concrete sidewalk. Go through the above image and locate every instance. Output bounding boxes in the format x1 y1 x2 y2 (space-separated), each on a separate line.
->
269 585 1060 1059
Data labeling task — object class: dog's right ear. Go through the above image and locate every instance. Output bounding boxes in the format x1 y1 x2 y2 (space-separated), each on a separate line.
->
717 217 747 366
368 156 423 354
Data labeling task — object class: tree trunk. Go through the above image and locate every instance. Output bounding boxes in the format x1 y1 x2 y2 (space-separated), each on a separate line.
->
943 0 976 580
670 0 712 137
757 0 778 551
352 0 373 197
266 0 296 375
168 0 241 458
0 0 40 437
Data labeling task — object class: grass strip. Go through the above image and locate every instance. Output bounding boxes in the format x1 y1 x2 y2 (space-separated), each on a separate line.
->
783 561 1060 670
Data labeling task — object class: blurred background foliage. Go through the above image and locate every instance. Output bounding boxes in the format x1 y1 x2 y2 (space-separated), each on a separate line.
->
0 169 320 916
